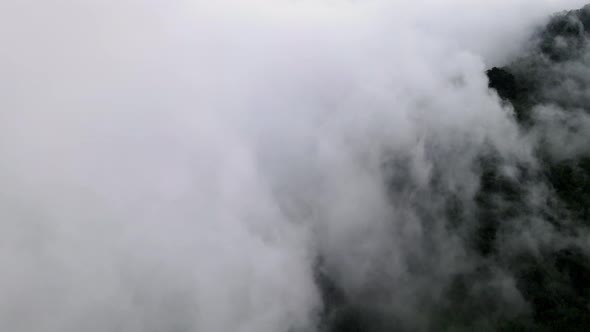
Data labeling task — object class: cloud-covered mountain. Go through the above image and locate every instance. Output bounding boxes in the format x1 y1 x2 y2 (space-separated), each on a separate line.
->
320 4 590 331
1 1 590 332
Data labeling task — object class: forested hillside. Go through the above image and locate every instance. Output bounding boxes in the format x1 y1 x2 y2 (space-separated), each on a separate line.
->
320 4 590 331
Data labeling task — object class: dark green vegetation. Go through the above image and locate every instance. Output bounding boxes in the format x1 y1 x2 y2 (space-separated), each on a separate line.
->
317 5 590 332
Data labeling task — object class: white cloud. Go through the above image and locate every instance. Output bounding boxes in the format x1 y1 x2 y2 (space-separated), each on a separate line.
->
0 0 588 331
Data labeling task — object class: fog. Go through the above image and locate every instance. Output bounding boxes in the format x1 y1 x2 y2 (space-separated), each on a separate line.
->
1 1 589 331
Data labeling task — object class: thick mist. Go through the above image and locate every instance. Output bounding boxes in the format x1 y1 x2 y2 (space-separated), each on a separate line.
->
1 1 590 331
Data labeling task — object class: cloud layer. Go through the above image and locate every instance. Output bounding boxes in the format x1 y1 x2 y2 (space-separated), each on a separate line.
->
1 1 589 331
